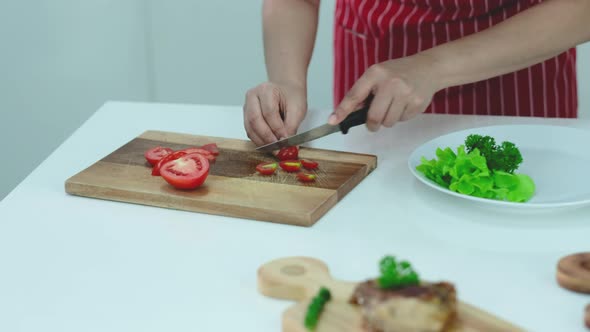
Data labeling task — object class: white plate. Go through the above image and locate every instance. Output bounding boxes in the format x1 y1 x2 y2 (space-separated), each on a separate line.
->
408 124 590 209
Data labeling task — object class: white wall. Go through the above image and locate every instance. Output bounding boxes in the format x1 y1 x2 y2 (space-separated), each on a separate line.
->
0 1 588 200
148 0 335 110
0 0 152 199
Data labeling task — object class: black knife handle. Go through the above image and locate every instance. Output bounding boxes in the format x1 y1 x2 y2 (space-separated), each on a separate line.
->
338 95 373 134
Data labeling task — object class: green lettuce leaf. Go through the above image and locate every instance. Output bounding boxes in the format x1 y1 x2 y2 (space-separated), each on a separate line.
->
416 144 535 203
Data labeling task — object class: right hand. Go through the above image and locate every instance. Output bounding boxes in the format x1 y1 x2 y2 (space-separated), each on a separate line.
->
243 81 307 146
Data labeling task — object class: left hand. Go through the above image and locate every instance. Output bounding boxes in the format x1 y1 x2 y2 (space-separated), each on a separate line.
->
328 53 443 131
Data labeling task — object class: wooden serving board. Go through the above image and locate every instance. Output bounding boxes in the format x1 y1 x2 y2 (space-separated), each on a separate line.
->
65 130 376 226
258 257 525 332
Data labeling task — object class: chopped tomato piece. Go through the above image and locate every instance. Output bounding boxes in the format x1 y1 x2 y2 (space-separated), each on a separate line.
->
145 146 174 166
279 160 302 173
256 162 278 175
178 147 216 162
200 143 219 156
300 159 319 170
277 146 298 161
152 151 187 176
178 147 211 156
160 153 210 189
297 173 316 183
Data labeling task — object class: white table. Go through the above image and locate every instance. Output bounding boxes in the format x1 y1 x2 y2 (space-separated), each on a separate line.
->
1 101 589 332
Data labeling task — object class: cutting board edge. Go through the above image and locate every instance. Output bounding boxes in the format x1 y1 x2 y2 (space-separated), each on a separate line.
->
64 179 321 227
335 164 373 202
141 130 233 143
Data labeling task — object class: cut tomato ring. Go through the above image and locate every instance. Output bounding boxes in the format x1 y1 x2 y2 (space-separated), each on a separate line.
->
145 146 174 166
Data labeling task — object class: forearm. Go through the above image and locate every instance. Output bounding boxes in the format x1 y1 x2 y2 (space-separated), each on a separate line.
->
427 0 590 90
262 0 319 88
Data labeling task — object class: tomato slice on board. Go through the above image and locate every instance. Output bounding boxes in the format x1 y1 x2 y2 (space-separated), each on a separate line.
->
152 151 187 176
300 159 319 170
279 160 302 173
178 147 216 162
297 173 316 183
200 143 219 156
256 162 278 175
160 153 210 190
179 147 211 155
277 146 298 161
145 146 174 166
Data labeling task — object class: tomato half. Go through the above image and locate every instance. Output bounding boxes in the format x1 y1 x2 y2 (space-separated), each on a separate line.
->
152 151 187 176
178 147 216 162
300 159 319 170
297 173 316 183
145 146 174 166
200 143 219 156
279 160 302 173
256 162 278 175
277 146 298 161
160 153 210 189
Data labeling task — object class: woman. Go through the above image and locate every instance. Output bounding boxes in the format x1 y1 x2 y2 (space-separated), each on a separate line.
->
243 0 590 146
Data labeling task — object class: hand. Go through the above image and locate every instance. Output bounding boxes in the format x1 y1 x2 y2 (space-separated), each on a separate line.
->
328 54 443 131
243 81 307 146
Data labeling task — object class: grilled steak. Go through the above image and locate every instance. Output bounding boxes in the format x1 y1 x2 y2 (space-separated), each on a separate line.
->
350 280 457 332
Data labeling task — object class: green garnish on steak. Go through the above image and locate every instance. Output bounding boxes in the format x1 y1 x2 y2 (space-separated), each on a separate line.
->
378 255 420 289
304 287 332 331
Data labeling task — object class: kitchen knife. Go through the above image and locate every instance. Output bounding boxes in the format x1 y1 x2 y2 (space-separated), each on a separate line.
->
256 106 369 152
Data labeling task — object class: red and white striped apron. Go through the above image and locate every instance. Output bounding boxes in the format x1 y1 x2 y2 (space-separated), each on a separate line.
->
334 0 578 118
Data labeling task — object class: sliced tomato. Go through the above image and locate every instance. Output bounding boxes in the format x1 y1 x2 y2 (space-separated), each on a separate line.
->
256 162 278 175
300 159 319 170
152 151 187 176
297 173 316 183
279 160 302 173
277 146 298 161
178 147 216 162
160 153 210 190
178 147 212 156
145 146 174 166
200 143 219 156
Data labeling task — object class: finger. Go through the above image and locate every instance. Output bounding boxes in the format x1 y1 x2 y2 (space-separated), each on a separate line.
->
244 120 265 147
251 115 278 145
383 97 408 128
243 106 265 146
365 87 393 132
245 94 278 144
260 89 288 139
329 74 374 125
284 103 307 136
243 92 264 146
400 96 428 122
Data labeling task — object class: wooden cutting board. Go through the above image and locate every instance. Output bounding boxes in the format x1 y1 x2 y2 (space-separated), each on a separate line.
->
258 257 525 332
65 130 376 226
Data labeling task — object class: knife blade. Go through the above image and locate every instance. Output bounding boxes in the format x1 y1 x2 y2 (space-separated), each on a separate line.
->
256 105 369 152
